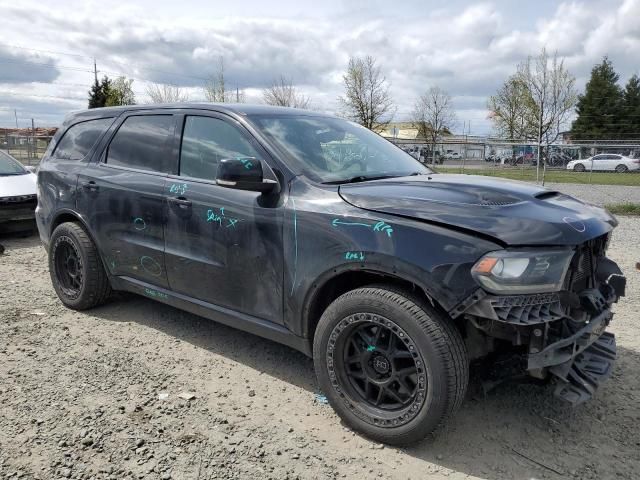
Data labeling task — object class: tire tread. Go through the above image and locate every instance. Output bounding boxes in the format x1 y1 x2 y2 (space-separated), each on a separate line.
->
49 222 111 310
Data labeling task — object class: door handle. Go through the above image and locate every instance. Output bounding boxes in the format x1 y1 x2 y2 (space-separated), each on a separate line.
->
81 181 99 192
169 196 192 209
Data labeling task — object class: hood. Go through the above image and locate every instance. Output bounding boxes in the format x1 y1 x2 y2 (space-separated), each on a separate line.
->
338 174 616 246
0 172 37 197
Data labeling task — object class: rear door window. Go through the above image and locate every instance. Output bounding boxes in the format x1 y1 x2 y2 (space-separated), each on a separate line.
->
179 116 261 181
106 115 175 173
53 118 113 160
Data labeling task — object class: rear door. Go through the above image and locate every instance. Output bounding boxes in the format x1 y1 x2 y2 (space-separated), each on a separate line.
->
164 112 284 323
77 111 178 288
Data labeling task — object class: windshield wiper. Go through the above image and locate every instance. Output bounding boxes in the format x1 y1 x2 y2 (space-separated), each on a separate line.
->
322 174 406 185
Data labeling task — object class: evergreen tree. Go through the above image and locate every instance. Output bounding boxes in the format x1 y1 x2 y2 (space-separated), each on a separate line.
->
622 74 640 139
88 76 112 109
571 57 623 140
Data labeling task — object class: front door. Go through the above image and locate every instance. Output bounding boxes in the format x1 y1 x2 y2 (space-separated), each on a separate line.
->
164 113 284 323
590 154 607 171
77 112 178 288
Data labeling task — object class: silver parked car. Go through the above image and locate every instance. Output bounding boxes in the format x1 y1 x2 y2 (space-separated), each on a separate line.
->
567 154 640 173
0 150 37 233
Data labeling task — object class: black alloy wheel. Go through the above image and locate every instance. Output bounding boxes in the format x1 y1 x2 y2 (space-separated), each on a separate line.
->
332 316 426 426
53 237 84 298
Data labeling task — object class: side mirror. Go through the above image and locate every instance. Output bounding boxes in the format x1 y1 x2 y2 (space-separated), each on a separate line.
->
25 165 36 173
216 157 278 193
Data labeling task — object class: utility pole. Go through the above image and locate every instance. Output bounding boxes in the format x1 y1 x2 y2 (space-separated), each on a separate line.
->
14 109 18 129
94 58 98 84
31 118 36 162
236 86 239 103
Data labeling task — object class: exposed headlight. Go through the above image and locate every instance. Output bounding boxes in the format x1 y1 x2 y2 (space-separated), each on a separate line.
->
471 249 573 294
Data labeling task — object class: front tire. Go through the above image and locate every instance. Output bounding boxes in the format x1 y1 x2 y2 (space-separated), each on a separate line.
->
313 287 468 445
49 222 111 310
574 163 586 172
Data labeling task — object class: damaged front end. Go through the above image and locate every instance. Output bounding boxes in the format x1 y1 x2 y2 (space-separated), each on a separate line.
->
454 233 625 405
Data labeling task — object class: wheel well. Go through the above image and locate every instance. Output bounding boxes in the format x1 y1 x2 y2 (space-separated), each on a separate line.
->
304 270 437 341
51 212 82 235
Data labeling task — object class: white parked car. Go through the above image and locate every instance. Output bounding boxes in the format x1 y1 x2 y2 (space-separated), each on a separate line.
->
0 150 37 233
566 154 640 173
443 152 461 160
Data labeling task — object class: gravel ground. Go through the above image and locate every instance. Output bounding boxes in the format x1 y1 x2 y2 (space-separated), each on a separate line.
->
1 218 639 480
543 183 640 206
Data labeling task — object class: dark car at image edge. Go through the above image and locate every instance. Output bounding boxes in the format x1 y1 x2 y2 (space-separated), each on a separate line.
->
36 103 626 445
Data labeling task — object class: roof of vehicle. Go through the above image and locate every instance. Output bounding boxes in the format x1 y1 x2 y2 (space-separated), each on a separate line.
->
64 103 330 125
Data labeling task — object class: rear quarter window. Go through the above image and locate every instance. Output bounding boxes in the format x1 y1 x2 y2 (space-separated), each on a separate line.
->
52 117 113 160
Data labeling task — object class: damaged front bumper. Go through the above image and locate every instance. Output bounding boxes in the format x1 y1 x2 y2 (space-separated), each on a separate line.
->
528 309 616 405
455 248 625 406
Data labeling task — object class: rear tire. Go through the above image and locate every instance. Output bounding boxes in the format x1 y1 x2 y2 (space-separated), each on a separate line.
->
615 164 628 173
574 163 586 172
313 286 468 445
49 222 111 310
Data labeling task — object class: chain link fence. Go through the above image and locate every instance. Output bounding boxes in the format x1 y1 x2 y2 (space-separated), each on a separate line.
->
388 138 640 188
1 133 54 166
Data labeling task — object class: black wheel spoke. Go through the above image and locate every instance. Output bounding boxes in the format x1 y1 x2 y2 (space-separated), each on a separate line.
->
384 385 405 405
396 365 418 378
350 338 364 354
394 349 413 359
372 325 383 347
396 377 413 397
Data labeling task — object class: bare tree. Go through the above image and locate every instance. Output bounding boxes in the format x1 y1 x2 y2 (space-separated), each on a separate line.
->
487 75 535 140
203 57 245 103
145 83 189 103
412 87 457 163
263 76 310 109
516 48 577 181
338 56 394 131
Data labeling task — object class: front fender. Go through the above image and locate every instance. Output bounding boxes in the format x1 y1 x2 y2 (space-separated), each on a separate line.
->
282 178 500 338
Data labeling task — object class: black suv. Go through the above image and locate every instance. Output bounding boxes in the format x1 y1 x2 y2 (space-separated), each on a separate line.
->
37 104 625 445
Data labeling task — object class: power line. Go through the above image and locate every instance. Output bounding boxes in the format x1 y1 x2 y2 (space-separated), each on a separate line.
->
0 42 94 60
0 57 93 73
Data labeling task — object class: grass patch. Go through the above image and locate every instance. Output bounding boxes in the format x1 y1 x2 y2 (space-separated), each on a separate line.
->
604 203 640 215
433 166 640 187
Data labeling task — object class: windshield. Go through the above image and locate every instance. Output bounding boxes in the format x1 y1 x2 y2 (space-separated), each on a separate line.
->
249 115 431 183
0 151 28 175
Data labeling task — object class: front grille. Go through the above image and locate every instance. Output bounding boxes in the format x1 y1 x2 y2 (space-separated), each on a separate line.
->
491 293 565 324
0 194 37 222
0 194 37 206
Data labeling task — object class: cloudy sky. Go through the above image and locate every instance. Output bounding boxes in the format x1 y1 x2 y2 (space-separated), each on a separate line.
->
1 0 639 134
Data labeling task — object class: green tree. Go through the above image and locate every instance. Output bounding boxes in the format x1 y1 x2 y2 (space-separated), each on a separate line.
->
88 76 112 109
488 75 536 140
571 57 623 140
105 76 136 106
622 74 640 139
